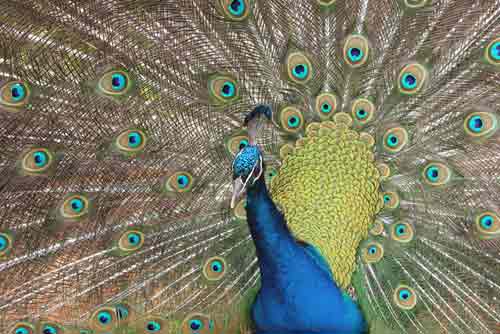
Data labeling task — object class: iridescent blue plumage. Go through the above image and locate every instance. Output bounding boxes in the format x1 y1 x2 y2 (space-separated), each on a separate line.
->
232 108 367 334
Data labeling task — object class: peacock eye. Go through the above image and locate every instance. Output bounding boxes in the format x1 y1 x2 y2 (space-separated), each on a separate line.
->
382 191 400 209
474 211 499 240
362 242 384 263
220 81 236 98
485 38 500 65
422 162 451 186
12 323 34 334
97 69 132 96
351 98 375 126
98 311 112 324
227 0 245 16
278 106 304 134
292 64 309 80
116 129 147 153
208 74 239 104
356 109 367 119
382 127 409 153
401 73 417 89
464 111 497 139
15 328 29 334
189 319 203 331
20 148 54 174
40 323 63 334
343 35 370 67
146 320 162 332
42 325 58 334
398 63 428 95
0 233 12 256
218 0 250 20
91 307 117 330
0 81 31 111
119 230 144 252
315 93 337 119
390 222 414 243
286 52 313 84
393 285 417 310
177 175 190 189
203 257 227 281
165 171 195 193
60 195 90 220
489 41 500 61
288 115 300 128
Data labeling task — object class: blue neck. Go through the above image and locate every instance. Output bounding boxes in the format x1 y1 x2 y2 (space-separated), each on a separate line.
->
245 177 367 334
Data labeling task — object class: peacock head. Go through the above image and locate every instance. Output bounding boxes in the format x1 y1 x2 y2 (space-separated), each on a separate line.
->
230 143 264 209
230 105 271 208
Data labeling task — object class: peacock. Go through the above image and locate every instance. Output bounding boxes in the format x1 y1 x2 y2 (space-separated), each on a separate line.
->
0 0 499 333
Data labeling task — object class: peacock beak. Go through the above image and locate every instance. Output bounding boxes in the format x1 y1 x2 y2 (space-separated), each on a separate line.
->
230 177 245 209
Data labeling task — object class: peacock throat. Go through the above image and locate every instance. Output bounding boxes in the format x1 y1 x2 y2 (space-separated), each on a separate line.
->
270 112 383 289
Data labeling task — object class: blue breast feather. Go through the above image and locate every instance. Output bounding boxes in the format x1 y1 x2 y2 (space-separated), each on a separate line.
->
245 176 367 334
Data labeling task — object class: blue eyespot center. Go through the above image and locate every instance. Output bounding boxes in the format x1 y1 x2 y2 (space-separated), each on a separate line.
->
0 235 10 251
33 151 48 167
127 132 142 148
287 116 300 128
42 325 57 334
221 81 235 98
368 246 377 255
386 134 399 147
189 319 203 330
490 41 500 61
468 115 484 133
70 198 84 213
111 73 127 91
399 289 411 300
383 195 391 203
146 320 161 332
15 327 30 334
356 109 367 119
127 233 141 245
10 83 26 102
396 224 406 235
348 47 363 62
321 103 332 113
292 64 308 80
401 73 417 89
426 166 439 182
228 0 245 16
177 175 189 188
211 260 223 273
480 215 494 229
98 311 112 324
